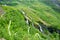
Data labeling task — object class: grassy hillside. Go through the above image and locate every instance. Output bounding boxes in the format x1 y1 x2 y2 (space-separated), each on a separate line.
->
0 0 60 40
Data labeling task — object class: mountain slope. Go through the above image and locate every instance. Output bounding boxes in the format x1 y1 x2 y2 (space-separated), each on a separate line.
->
0 0 60 40
39 0 60 13
15 1 60 29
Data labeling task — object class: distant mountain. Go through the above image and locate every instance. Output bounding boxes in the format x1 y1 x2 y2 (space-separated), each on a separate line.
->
39 0 60 12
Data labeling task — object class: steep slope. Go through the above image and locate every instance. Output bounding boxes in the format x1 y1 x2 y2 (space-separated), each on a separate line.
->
15 1 60 29
0 0 60 40
0 6 40 40
0 6 59 40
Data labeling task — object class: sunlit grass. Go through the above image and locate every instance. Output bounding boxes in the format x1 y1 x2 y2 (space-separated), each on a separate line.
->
0 0 60 40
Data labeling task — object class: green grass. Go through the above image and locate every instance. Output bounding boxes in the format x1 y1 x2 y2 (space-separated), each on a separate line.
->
0 0 60 40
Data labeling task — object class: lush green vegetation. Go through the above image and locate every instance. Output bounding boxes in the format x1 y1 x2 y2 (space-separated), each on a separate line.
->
0 0 60 40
